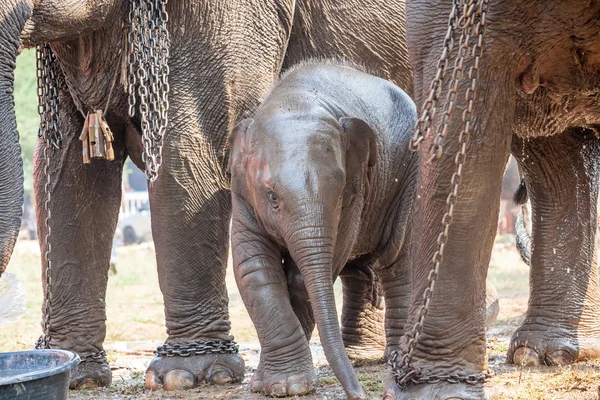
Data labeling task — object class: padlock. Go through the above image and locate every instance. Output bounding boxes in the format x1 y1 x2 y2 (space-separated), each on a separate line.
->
88 113 106 159
79 113 91 164
97 110 115 161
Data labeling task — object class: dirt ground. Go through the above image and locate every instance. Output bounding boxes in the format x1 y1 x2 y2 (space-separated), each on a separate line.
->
2 237 600 399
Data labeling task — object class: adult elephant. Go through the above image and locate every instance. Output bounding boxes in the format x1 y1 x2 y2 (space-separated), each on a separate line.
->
0 0 413 392
385 1 600 399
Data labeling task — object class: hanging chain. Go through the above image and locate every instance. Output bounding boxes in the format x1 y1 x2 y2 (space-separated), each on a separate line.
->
35 44 61 350
128 0 171 182
391 0 491 388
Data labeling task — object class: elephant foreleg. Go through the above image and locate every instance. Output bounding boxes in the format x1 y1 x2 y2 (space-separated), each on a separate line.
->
231 195 316 397
508 129 600 366
33 97 126 389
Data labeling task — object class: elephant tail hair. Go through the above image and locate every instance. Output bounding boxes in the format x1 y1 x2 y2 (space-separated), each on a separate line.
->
513 179 528 205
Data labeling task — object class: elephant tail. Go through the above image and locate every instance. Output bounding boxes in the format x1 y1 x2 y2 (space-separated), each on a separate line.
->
513 179 528 205
514 203 532 267
0 272 26 325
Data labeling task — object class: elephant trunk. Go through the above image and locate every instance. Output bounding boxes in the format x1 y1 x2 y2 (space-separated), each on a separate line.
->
0 0 34 277
289 224 366 400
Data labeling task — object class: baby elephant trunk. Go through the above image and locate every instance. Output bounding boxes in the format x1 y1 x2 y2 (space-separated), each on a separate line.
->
289 226 366 400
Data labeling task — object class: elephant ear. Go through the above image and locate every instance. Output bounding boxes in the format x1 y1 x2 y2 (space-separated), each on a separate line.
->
227 118 254 178
340 117 377 192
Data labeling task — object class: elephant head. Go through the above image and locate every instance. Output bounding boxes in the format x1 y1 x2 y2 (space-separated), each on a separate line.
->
228 114 376 399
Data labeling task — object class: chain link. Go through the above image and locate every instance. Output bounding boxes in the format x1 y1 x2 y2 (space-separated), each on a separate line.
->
391 0 490 389
128 0 171 182
155 341 239 357
35 44 62 350
80 350 109 364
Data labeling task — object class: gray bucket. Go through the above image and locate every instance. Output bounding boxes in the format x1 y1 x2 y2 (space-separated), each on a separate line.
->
0 350 79 400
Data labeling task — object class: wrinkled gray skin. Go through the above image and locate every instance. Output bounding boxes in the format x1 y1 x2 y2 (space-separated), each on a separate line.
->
229 63 418 398
0 0 414 391
388 1 600 399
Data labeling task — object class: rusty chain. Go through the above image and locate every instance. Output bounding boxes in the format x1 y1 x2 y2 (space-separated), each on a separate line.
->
33 46 109 366
155 340 239 357
128 0 171 182
35 44 61 351
391 0 491 389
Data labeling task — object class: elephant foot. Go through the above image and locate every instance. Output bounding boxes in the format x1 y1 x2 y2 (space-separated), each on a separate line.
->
507 316 600 366
346 344 385 362
382 376 486 400
342 299 386 362
145 353 245 391
250 357 317 397
69 358 112 390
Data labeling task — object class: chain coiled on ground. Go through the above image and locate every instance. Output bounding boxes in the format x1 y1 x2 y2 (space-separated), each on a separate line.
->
391 0 491 389
155 341 239 357
128 0 171 182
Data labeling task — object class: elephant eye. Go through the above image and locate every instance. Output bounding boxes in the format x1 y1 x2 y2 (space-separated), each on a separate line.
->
266 190 279 209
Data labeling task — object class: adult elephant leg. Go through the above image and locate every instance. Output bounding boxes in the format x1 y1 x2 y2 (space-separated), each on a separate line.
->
144 2 295 391
386 4 516 398
33 97 126 389
145 136 245 390
340 259 386 361
507 129 600 366
384 118 511 400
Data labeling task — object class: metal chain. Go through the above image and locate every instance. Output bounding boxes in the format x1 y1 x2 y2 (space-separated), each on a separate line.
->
35 44 62 350
155 341 239 357
128 0 171 182
391 0 490 389
80 350 109 364
409 1 460 153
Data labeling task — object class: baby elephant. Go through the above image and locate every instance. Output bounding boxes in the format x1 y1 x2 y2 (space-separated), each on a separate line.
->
228 62 417 399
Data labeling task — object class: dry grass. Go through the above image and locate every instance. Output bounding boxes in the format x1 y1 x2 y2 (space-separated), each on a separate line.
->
2 237 600 399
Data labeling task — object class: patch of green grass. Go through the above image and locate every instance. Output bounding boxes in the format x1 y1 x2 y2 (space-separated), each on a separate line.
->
319 376 339 386
358 373 385 395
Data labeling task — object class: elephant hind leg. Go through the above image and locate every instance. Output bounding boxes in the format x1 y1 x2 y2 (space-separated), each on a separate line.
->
508 128 600 367
284 253 315 341
339 258 386 362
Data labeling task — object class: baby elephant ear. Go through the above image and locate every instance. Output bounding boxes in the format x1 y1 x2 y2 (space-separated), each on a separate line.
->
340 117 377 168
227 118 254 175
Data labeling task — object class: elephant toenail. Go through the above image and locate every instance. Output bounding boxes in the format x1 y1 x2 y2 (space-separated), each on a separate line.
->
269 383 287 397
145 370 161 391
163 369 196 391
250 377 264 393
513 347 541 366
546 350 575 366
209 368 234 385
289 382 310 395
